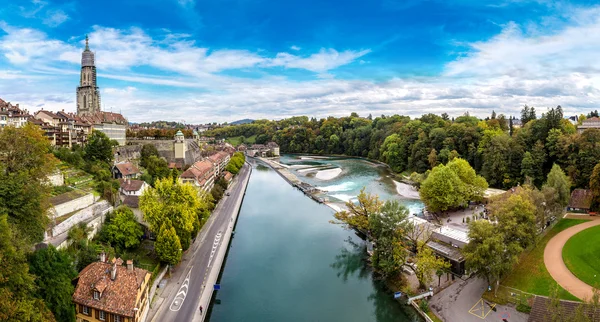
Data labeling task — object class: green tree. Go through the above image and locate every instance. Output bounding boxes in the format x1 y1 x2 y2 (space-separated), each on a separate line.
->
491 193 537 256
419 164 466 212
0 124 57 243
544 164 571 208
155 223 182 265
104 207 144 250
414 243 451 289
446 158 488 202
332 188 383 232
28 246 77 322
464 220 513 287
140 178 205 250
0 215 53 321
590 163 600 212
145 155 170 185
140 144 160 168
85 130 115 164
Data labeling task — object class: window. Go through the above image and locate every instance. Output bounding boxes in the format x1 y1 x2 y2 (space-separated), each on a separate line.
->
82 305 90 315
114 315 121 322
93 291 100 300
99 311 106 321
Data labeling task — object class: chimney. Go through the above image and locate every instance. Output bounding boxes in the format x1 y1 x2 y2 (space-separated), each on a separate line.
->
110 258 117 280
127 260 133 271
99 251 106 263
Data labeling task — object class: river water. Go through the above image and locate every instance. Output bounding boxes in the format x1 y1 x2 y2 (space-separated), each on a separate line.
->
208 157 423 322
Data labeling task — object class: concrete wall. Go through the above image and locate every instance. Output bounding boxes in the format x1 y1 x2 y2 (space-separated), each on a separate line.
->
121 139 203 165
50 200 112 237
47 172 64 186
51 193 95 218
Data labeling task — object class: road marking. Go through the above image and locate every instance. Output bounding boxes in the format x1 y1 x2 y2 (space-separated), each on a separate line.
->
207 231 223 267
468 298 495 319
169 267 193 311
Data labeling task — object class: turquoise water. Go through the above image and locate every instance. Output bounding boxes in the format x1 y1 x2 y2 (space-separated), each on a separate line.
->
208 160 422 322
279 154 425 215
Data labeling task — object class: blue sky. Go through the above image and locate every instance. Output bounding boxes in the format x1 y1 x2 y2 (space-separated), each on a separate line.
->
0 0 599 123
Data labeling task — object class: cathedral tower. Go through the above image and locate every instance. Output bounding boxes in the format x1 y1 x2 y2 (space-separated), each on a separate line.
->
76 35 101 116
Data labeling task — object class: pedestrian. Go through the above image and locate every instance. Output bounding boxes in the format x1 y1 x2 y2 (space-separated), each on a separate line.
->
200 306 203 314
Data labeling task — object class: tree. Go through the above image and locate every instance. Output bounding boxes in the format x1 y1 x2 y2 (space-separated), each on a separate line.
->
446 158 488 202
590 163 600 212
28 246 77 322
491 193 537 256
140 178 205 250
463 220 513 287
85 130 115 164
428 149 438 169
0 124 57 243
420 164 465 212
0 215 53 321
145 155 170 185
104 207 144 250
155 223 182 265
332 187 383 233
414 243 451 289
521 105 537 125
140 144 160 168
544 164 571 208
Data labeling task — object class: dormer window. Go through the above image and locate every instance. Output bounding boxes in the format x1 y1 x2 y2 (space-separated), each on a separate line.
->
94 290 100 300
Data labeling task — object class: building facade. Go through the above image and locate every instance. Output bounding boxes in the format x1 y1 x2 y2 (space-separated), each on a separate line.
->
0 99 30 128
179 160 216 192
75 36 128 145
72 256 151 322
578 117 600 134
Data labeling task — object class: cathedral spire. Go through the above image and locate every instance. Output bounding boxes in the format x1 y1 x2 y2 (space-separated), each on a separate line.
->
85 35 89 51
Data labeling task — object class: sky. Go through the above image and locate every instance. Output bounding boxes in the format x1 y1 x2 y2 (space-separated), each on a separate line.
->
0 0 599 123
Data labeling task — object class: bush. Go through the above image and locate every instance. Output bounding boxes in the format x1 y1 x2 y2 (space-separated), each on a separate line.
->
466 217 471 223
419 299 430 313
516 303 531 313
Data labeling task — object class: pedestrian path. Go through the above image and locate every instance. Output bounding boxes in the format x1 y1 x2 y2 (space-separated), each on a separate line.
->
544 218 600 301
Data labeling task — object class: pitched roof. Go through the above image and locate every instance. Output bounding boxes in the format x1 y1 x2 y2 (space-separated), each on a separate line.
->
119 179 145 192
180 160 214 181
72 260 149 317
80 111 127 125
528 296 600 322
569 188 592 209
122 195 140 208
114 162 140 176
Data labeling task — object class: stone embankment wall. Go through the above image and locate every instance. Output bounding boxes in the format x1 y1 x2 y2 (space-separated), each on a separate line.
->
47 172 64 186
51 193 95 217
50 200 112 237
118 139 203 165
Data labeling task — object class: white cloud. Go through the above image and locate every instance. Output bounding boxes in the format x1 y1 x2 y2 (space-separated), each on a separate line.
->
43 9 69 27
2 6 600 123
266 48 372 73
290 45 301 51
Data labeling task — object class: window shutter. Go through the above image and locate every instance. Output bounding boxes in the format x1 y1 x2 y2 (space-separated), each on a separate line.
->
79 304 83 314
95 309 99 319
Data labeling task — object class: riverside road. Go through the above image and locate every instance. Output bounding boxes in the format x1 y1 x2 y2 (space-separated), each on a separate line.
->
151 163 251 322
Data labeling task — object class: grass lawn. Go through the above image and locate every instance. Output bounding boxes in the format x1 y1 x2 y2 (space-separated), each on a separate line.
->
562 225 600 288
225 135 256 147
501 218 588 301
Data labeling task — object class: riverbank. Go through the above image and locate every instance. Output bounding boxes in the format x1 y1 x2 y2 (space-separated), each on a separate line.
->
255 157 325 204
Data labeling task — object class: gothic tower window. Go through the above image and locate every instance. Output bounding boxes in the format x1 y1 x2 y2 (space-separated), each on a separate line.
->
83 95 86 109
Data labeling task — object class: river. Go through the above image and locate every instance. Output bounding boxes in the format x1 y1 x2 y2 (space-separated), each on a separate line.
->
208 157 423 322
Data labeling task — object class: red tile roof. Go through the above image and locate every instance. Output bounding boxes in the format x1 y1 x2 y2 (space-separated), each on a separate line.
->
180 160 214 183
72 260 149 317
119 179 145 192
80 111 127 125
115 162 140 176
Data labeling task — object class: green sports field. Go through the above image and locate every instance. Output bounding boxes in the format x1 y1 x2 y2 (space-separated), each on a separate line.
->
562 225 600 289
